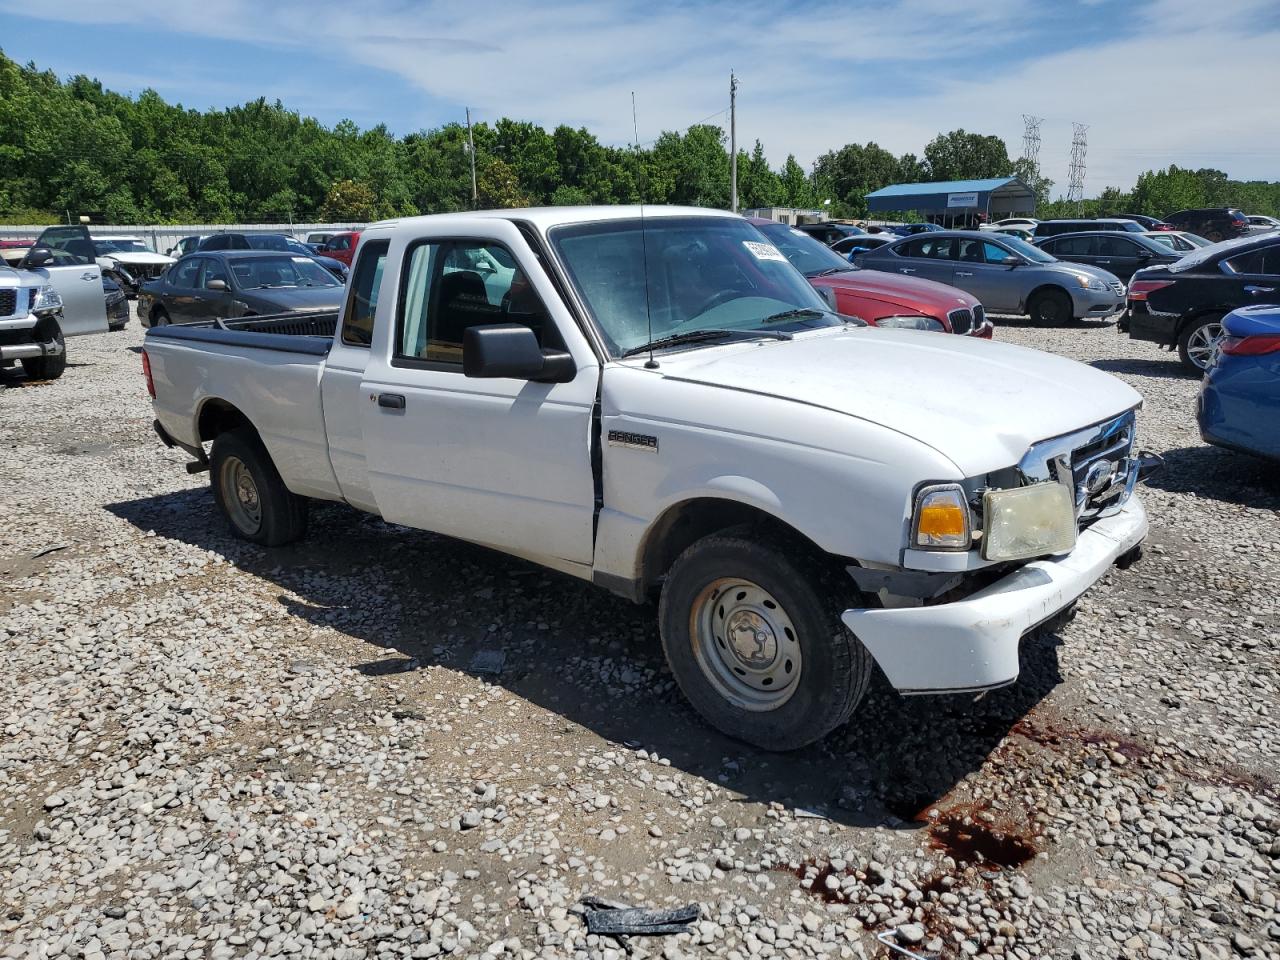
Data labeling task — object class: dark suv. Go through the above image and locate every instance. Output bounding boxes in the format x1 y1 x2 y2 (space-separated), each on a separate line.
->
1032 219 1145 238
1127 233 1280 372
792 222 865 246
1162 208 1250 243
1035 232 1181 281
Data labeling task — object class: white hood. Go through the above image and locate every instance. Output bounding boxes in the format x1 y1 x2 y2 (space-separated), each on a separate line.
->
647 327 1142 477
98 252 174 266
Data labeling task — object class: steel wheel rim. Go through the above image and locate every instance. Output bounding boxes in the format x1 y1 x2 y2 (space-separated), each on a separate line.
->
690 578 802 712
1186 322 1223 369
220 455 262 534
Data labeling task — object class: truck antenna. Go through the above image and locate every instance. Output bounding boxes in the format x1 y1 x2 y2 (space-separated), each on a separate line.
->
633 91 657 370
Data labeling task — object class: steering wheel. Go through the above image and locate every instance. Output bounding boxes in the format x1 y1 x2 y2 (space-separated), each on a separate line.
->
686 289 742 321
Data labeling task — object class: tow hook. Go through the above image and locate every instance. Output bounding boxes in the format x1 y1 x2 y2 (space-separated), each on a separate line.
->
1135 450 1164 483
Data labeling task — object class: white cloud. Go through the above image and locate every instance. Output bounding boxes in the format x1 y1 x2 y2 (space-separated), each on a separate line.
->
5 0 1279 197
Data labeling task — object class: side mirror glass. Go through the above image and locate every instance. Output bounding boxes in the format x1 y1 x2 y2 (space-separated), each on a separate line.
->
463 323 576 383
23 246 53 269
206 279 228 291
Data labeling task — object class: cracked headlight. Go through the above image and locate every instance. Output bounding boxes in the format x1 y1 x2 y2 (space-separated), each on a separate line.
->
32 285 63 313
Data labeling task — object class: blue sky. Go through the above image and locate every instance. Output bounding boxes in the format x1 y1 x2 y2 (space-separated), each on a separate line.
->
4 0 1278 199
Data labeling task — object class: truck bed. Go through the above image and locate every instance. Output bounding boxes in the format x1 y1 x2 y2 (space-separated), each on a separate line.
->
145 310 343 500
146 311 338 356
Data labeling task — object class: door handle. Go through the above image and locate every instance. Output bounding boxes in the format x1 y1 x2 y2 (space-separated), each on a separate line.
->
955 271 974 277
900 268 916 273
81 272 97 281
1245 285 1276 294
1097 260 1111 264
377 393 406 410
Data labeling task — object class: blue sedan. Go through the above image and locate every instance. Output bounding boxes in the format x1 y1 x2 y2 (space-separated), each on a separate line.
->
1198 304 1280 461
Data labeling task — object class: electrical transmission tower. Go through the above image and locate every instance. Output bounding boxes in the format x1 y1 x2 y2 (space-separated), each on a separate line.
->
1019 114 1042 174
1066 122 1088 214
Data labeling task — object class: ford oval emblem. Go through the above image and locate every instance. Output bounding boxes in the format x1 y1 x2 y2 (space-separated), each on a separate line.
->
1082 460 1115 497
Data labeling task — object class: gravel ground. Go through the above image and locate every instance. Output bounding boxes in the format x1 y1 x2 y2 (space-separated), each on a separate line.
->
1 317 1277 960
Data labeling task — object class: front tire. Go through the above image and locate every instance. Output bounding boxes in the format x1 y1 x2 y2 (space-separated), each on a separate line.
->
1028 288 1073 326
1177 316 1224 374
658 533 872 751
20 320 66 381
209 427 308 546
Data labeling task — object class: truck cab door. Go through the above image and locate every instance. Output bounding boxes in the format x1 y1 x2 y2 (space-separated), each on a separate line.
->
28 225 107 337
358 222 599 572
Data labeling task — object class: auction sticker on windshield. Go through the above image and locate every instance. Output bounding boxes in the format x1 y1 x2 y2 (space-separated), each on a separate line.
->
743 241 787 262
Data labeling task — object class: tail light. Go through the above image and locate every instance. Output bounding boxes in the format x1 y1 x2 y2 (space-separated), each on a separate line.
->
142 349 156 398
1218 334 1280 356
1128 279 1175 301
1231 217 1247 227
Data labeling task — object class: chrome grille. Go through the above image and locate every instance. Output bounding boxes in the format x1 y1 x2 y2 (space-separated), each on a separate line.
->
973 304 986 330
1109 280 1125 296
1018 411 1138 526
947 307 973 335
0 289 16 318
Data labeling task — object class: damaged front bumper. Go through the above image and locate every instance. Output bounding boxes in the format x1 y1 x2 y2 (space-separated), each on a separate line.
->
842 495 1148 695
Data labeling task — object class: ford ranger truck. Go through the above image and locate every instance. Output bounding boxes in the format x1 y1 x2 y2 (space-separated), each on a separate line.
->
143 206 1158 751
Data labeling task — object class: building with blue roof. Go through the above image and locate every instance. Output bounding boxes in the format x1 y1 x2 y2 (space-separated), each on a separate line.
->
865 176 1035 227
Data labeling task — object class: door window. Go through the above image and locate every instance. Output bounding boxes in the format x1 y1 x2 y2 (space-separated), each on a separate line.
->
1224 244 1280 276
1053 236 1096 257
342 240 389 346
1097 236 1139 257
171 259 202 287
396 240 550 365
201 259 231 288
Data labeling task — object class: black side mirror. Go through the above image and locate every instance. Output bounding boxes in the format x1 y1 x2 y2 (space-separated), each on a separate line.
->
206 279 228 291
463 324 576 383
22 246 53 269
1136 251 1153 260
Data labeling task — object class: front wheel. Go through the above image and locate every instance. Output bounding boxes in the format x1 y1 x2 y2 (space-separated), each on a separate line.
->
20 320 66 381
658 533 872 751
210 427 308 546
1177 316 1224 374
1028 288 1073 326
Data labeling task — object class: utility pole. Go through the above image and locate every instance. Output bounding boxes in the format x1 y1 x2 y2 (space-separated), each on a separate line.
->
729 72 739 213
465 107 478 208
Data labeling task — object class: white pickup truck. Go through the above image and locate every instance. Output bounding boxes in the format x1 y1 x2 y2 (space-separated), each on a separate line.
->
145 206 1158 750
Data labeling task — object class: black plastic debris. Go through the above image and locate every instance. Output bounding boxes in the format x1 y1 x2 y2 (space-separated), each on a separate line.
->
580 895 699 937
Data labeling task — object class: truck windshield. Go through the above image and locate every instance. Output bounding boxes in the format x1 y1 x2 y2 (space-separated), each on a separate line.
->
550 216 841 357
230 256 340 288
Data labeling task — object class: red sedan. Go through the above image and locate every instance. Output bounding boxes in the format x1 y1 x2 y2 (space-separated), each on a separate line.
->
749 218 992 337
317 231 361 267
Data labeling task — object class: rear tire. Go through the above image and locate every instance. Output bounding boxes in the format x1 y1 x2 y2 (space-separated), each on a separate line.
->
151 307 171 327
657 533 872 751
20 320 66 381
1206 230 1224 243
209 427 308 546
1177 316 1224 374
1028 288 1073 326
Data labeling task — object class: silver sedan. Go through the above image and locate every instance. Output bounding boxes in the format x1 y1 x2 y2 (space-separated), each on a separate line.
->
854 230 1126 325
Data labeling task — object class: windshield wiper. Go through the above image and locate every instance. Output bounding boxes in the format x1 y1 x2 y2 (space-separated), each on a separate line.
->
808 267 847 277
757 307 827 325
620 328 792 359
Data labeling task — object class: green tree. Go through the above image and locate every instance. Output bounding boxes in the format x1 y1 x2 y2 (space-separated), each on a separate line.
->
923 129 1012 181
737 140 782 209
476 157 529 209
321 179 378 220
777 155 814 208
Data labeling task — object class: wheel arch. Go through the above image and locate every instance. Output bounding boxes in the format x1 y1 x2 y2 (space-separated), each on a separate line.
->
196 396 256 444
1175 306 1227 338
1023 282 1071 313
637 496 837 598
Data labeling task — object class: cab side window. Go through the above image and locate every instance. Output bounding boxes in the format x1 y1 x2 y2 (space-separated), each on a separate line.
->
396 240 551 365
341 240 389 346
171 258 202 288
